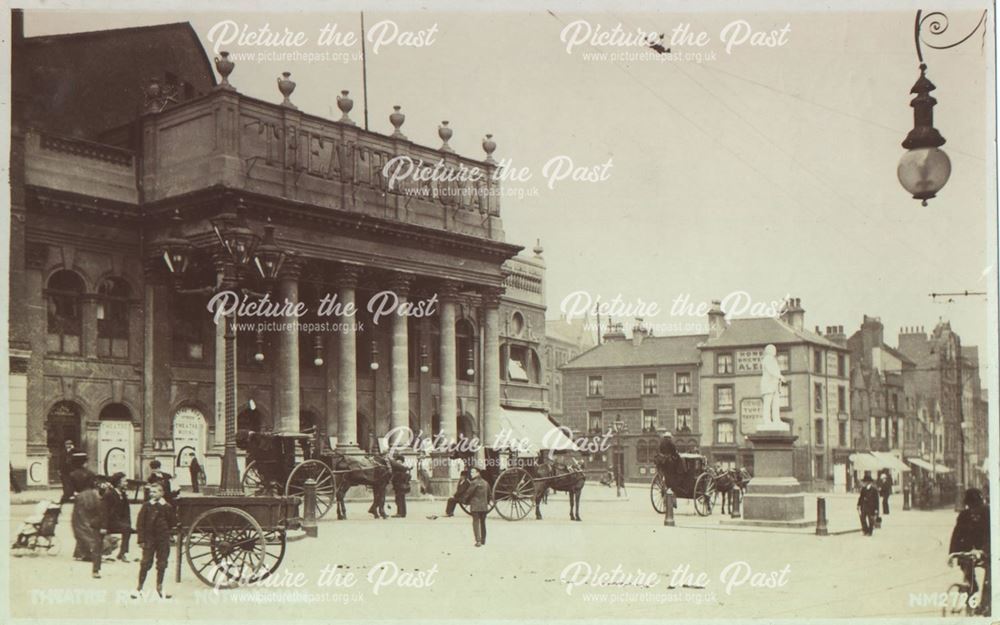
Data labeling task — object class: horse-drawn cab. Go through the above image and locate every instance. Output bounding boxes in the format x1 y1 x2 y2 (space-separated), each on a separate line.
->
237 429 337 518
650 452 716 516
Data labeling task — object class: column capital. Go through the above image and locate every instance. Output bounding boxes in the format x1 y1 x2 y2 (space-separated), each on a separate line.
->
277 255 304 280
386 272 414 298
438 279 463 302
480 286 504 308
331 264 363 289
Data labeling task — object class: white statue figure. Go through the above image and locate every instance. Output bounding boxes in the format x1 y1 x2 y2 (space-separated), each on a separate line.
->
758 344 789 431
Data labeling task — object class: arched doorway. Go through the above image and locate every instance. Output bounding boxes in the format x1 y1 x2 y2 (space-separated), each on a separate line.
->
173 407 208 486
98 403 135 477
458 412 478 445
46 401 82 484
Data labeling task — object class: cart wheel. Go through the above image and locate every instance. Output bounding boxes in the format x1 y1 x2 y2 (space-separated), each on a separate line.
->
286 460 336 520
247 530 286 582
458 493 496 515
650 473 667 513
185 507 266 589
693 473 715 517
242 461 265 493
492 467 535 521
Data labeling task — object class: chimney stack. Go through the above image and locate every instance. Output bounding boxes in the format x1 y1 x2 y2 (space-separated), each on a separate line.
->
603 322 626 342
707 300 726 339
781 297 805 331
632 318 649 347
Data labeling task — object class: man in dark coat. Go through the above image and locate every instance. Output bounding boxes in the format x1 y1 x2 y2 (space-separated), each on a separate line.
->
188 456 206 494
60 440 79 503
103 472 133 561
70 470 106 578
445 470 472 516
388 453 411 518
949 488 991 594
134 482 176 599
877 473 892 515
857 473 880 536
462 466 490 547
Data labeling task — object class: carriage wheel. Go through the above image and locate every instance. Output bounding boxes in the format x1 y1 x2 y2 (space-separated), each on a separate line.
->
492 467 534 521
693 473 715 517
286 460 336 520
650 473 667 514
44 536 61 556
241 461 265 493
185 507 268 589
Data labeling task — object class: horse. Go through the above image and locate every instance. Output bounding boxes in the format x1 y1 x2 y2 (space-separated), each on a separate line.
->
716 468 752 514
531 461 585 521
323 450 392 520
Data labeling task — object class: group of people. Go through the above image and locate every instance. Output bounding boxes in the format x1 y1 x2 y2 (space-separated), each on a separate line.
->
60 442 184 599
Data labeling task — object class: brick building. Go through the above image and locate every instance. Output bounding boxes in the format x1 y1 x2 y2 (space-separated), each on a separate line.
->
560 322 704 480
698 299 851 488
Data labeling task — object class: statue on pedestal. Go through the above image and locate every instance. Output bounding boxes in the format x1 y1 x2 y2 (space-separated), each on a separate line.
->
758 344 788 432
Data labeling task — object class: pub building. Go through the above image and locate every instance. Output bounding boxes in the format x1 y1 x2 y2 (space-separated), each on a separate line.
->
8 14 568 492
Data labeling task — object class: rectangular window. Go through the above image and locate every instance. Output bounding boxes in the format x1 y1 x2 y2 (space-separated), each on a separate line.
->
675 408 693 433
587 376 604 397
675 372 691 395
715 385 734 412
642 373 658 395
813 349 823 374
716 421 735 444
814 454 824 479
838 421 848 447
815 419 824 445
642 409 657 432
814 382 824 412
777 351 790 372
779 382 791 409
716 353 734 374
588 411 603 434
837 353 846 377
837 386 846 413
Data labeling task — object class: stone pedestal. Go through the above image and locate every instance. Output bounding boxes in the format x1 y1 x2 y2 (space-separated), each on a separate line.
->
428 451 457 497
741 430 807 525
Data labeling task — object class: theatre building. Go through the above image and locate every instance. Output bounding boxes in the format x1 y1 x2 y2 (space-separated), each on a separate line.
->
697 299 851 488
8 15 556 489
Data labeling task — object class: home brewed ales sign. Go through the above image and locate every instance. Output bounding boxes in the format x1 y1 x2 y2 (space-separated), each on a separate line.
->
735 349 764 373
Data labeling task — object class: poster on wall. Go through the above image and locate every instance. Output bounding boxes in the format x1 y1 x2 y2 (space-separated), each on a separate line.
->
97 420 134 478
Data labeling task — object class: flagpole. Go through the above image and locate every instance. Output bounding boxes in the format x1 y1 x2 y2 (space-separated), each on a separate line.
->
360 12 369 130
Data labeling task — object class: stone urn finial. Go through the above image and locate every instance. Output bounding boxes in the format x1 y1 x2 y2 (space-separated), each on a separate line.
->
482 133 497 163
438 121 454 153
277 72 297 108
389 105 406 138
214 51 235 90
337 90 355 125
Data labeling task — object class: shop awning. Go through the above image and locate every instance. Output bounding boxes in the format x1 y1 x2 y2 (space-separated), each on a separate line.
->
870 451 910 473
494 408 578 453
907 458 953 473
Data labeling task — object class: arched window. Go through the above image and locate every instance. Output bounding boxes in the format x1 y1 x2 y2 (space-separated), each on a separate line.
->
46 270 85 354
97 277 131 359
456 319 476 382
99 403 132 421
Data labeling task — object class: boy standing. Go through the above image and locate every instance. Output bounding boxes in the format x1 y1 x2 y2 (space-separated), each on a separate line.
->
133 482 175 599
462 466 490 547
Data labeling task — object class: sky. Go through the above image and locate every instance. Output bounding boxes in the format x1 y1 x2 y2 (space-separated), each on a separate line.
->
22 3 997 376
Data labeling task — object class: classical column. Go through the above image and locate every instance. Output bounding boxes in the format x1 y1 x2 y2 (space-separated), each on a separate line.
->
438 280 460 443
482 287 503 448
335 265 362 450
388 273 413 438
274 260 302 433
